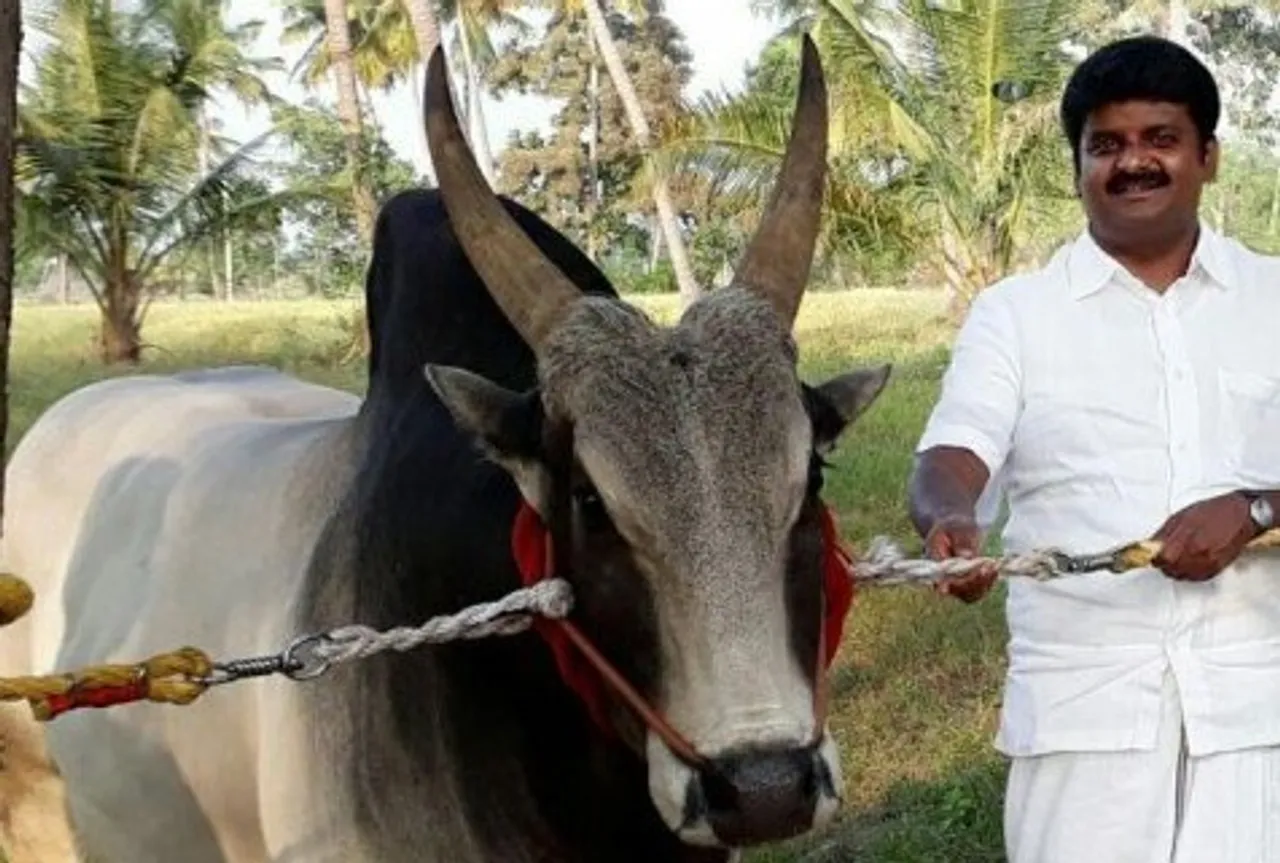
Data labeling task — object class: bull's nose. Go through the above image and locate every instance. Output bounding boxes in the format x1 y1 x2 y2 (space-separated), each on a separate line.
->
684 744 833 847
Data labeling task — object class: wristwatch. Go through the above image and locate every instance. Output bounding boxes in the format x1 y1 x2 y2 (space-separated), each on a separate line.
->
1241 491 1276 535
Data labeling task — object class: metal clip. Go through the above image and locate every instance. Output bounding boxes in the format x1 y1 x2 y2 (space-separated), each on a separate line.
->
199 653 295 687
1047 547 1125 575
197 633 337 688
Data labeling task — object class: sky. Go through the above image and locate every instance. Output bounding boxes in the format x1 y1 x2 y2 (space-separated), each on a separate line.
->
211 1 782 177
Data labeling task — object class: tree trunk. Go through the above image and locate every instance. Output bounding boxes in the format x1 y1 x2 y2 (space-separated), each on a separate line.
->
100 273 142 364
457 23 496 187
649 216 663 272
410 62 436 182
224 230 234 301
357 78 381 133
1259 160 1280 235
1269 164 1280 237
323 0 376 244
0 0 17 479
403 0 443 181
1162 0 1194 50
939 223 974 323
580 0 700 305
585 42 601 260
58 253 69 303
197 108 222 298
403 0 442 68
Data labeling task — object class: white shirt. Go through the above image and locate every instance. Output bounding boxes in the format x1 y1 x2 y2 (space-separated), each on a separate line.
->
916 224 1280 759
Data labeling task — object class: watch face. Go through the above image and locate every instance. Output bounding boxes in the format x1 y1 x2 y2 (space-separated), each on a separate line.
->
1251 497 1275 529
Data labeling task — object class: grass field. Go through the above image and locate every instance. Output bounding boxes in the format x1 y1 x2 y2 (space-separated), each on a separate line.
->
5 290 1011 862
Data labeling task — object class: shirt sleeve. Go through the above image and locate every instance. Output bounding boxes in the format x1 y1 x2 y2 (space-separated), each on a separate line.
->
915 286 1022 477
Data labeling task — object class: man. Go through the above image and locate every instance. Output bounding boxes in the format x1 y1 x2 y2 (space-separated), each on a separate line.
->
909 35 1280 862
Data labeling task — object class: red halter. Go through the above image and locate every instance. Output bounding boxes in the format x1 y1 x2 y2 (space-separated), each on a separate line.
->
510 499 857 767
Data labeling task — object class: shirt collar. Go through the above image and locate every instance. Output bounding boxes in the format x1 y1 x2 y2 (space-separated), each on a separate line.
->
1065 222 1239 300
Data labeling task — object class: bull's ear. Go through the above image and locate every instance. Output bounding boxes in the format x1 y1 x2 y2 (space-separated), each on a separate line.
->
806 363 892 454
423 364 550 509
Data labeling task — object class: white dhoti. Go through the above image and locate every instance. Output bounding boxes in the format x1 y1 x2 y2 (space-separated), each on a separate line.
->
1004 672 1280 863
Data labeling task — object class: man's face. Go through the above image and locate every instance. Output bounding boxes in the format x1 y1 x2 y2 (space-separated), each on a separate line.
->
1076 100 1217 242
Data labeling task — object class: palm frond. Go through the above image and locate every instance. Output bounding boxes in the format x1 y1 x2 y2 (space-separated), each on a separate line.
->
657 86 800 198
15 189 110 289
133 130 275 272
662 0 1089 300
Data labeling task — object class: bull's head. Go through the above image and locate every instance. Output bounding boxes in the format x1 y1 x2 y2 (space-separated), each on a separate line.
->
420 36 890 850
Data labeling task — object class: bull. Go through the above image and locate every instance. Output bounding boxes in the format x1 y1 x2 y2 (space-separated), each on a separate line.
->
0 36 890 862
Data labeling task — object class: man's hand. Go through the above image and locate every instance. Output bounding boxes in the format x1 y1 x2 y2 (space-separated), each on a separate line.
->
1151 492 1255 581
926 514 1000 603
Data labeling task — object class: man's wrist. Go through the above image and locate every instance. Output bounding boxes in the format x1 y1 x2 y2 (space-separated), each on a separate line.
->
907 447 988 540
932 509 978 529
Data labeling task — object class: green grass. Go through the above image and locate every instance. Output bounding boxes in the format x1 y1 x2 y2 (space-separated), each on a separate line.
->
6 291 1010 862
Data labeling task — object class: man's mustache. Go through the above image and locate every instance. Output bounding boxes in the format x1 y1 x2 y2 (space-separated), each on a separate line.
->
1107 169 1171 195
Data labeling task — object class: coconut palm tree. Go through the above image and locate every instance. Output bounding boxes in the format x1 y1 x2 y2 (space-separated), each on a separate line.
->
143 0 281 299
283 0 442 360
567 0 700 303
284 0 424 93
286 0 527 187
381 0 446 179
657 32 923 289
437 0 531 185
17 0 280 362
668 0 1082 313
284 0 446 193
400 0 444 90
321 0 379 243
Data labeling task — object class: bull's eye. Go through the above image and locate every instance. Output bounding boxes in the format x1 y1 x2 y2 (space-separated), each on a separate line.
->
573 485 610 532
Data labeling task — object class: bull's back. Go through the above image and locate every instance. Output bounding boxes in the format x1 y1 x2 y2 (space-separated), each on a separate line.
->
1 366 356 672
0 366 361 862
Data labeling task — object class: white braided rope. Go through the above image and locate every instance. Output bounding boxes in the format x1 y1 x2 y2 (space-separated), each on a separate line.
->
305 579 574 669
282 536 1078 675
849 535 1067 584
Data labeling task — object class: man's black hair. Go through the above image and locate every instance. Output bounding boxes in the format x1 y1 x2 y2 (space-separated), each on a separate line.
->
1060 35 1220 171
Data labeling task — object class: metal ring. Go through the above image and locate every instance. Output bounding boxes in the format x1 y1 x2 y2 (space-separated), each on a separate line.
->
281 633 334 681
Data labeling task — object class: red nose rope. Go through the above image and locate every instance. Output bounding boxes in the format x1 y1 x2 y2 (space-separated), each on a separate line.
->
511 500 857 769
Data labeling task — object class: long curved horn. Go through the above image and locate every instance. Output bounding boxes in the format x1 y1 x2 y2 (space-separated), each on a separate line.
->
422 46 582 351
732 33 829 327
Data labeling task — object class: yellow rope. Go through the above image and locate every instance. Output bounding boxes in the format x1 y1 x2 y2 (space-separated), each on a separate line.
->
0 646 213 721
0 573 213 719
0 572 33 626
1114 526 1280 571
